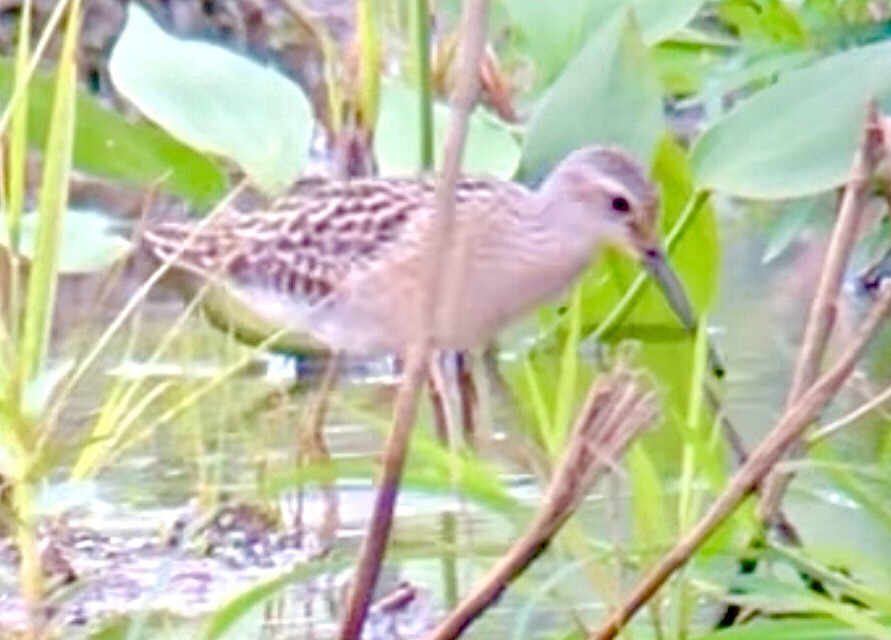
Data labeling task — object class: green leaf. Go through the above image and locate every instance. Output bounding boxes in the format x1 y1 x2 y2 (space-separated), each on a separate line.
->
375 80 520 177
577 136 719 333
18 3 78 384
499 0 622 90
761 201 819 264
1 209 131 273
0 60 227 207
519 9 664 182
109 4 312 194
699 577 891 640
554 137 720 421
633 0 707 44
651 37 728 96
696 617 890 640
691 39 891 198
717 0 810 47
202 562 347 640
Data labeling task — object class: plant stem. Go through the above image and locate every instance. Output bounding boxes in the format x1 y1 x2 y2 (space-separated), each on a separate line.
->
13 478 41 640
414 0 434 170
337 2 489 636
588 280 891 640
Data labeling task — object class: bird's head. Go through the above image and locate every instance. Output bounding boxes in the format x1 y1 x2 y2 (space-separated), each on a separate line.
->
539 146 702 345
541 146 661 258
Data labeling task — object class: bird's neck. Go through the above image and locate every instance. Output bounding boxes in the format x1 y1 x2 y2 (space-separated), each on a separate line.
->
523 192 604 275
492 196 602 311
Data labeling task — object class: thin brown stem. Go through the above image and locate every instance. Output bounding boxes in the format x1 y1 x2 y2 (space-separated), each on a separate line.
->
336 3 490 637
758 102 884 522
588 283 891 640
807 380 891 445
337 347 429 640
429 369 658 640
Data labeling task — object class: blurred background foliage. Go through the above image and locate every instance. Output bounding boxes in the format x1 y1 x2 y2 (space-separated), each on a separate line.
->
1 0 891 638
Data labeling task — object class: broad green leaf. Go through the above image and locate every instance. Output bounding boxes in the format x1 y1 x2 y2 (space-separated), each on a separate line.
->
519 10 664 181
691 39 891 198
576 136 719 332
651 38 727 96
499 0 702 86
1 209 132 273
761 200 820 264
499 0 623 89
699 577 891 640
711 48 819 97
375 81 520 177
633 0 707 44
717 0 810 47
696 617 889 640
109 4 312 194
0 60 227 206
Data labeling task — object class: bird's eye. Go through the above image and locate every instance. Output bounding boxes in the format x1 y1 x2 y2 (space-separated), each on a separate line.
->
611 196 631 213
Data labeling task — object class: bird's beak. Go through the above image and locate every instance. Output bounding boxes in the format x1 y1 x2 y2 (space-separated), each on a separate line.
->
637 241 725 378
639 245 697 330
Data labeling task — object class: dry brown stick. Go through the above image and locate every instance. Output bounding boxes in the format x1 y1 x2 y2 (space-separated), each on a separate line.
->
757 103 884 522
336 3 489 637
718 107 885 628
807 380 891 444
704 384 802 547
588 283 891 640
428 369 659 640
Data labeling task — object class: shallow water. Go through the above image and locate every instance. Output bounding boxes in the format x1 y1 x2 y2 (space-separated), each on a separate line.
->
2 215 888 638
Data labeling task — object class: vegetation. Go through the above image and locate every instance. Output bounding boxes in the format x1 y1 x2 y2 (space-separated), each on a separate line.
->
0 0 889 639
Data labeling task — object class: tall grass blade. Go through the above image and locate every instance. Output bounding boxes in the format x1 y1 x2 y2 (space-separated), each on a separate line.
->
550 284 583 455
356 0 381 132
17 0 79 385
5 0 31 255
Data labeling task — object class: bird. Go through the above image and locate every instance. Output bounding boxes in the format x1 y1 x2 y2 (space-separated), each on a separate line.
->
140 146 702 359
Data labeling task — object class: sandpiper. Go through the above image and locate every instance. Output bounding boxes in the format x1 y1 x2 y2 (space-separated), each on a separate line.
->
141 146 702 356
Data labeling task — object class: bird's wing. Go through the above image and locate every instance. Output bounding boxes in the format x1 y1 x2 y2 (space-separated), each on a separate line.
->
142 175 528 305
141 177 431 306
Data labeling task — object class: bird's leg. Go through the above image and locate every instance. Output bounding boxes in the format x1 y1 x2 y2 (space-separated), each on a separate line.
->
293 351 342 538
426 351 466 610
456 351 479 447
426 354 453 445
478 345 553 479
425 350 482 451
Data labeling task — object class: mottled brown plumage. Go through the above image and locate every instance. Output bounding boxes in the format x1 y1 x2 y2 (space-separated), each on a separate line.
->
142 146 671 355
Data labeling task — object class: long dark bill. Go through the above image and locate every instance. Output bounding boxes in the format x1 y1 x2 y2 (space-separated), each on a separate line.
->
643 250 724 378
